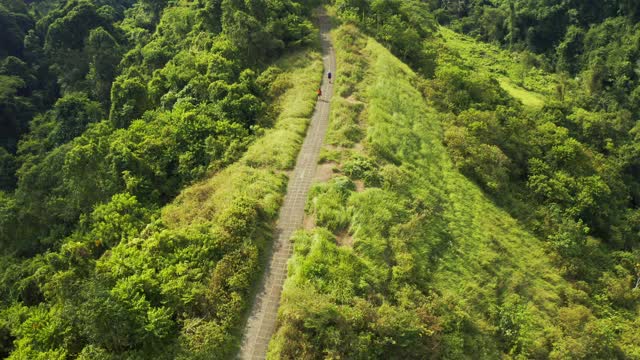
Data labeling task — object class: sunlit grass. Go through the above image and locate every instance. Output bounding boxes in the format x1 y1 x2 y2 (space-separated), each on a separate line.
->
439 26 556 103
366 36 563 314
498 78 546 108
154 48 322 358
243 51 323 170
164 49 322 226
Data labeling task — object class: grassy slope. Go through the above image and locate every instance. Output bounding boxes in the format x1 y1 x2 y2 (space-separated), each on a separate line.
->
439 27 549 108
269 24 578 359
364 36 565 357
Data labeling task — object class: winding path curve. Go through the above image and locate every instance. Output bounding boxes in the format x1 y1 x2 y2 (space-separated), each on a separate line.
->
238 10 335 360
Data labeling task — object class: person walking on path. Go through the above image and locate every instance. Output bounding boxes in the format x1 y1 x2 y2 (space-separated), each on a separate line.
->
317 87 322 99
328 71 332 83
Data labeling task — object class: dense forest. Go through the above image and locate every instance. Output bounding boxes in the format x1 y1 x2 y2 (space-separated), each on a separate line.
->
1 0 640 358
0 0 321 357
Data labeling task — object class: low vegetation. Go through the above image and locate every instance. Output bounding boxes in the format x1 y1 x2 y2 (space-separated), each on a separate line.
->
0 47 321 360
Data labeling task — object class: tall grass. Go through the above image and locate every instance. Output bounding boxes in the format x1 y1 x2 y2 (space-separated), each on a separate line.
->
243 51 322 170
322 25 368 149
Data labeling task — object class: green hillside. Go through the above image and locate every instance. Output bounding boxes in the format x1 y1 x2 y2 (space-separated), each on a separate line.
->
439 27 550 108
269 16 639 360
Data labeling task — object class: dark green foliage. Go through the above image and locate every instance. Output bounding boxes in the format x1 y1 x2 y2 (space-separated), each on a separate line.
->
0 66 35 152
109 75 148 128
0 59 36 140
428 66 514 113
49 93 104 145
86 27 123 100
0 0 33 58
431 0 640 113
0 150 16 190
432 0 632 52
333 0 438 77
0 0 322 357
0 192 17 250
41 0 123 96
556 25 584 74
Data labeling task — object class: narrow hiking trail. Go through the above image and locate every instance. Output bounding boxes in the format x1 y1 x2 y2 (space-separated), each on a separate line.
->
238 10 335 360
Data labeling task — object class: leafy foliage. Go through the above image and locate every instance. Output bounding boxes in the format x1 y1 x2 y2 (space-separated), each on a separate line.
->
331 0 438 77
0 0 322 357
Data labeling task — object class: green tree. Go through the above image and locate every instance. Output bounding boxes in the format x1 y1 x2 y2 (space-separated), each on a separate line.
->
0 149 16 190
556 25 584 74
86 27 122 102
50 93 104 145
109 76 148 128
88 193 152 248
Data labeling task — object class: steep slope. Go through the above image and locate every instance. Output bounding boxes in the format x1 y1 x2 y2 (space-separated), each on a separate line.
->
268 23 636 359
0 0 327 357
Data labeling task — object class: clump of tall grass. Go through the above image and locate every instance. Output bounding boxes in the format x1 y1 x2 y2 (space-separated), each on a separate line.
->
305 177 354 232
326 97 365 147
243 51 323 170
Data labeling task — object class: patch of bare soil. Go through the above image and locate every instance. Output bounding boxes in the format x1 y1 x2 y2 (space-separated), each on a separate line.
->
314 162 337 182
335 229 354 248
354 180 365 192
303 214 315 231
346 95 362 104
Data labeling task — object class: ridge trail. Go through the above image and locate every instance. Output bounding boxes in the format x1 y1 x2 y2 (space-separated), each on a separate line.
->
238 9 335 360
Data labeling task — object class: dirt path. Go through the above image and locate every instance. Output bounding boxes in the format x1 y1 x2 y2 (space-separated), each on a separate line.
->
238 9 335 360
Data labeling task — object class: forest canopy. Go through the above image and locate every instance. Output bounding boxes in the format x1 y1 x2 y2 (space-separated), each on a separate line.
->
0 0 321 357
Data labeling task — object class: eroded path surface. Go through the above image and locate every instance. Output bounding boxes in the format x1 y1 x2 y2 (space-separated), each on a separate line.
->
238 10 335 360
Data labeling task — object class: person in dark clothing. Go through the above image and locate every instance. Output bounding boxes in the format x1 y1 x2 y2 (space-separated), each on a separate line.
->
328 71 332 83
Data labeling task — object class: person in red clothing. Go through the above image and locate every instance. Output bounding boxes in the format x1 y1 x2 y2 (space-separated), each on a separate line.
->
317 87 322 98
